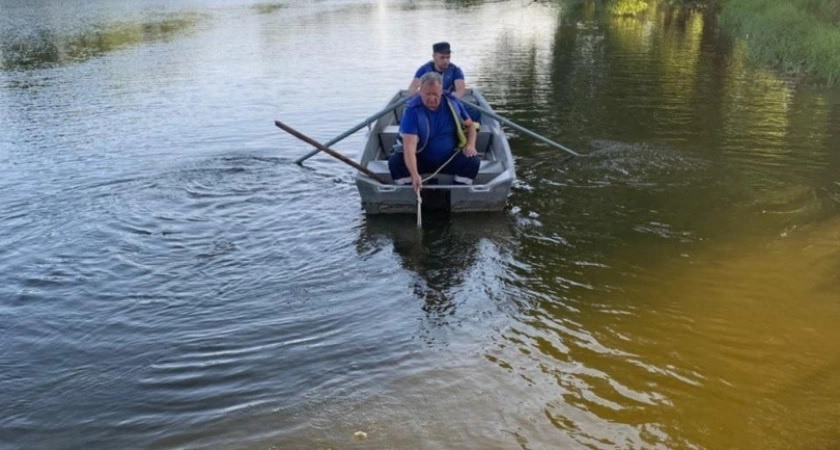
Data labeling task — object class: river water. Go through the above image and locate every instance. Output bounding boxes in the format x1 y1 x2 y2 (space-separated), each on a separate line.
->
1 0 839 448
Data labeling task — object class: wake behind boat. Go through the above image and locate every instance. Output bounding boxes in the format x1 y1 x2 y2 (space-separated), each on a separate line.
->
355 89 516 214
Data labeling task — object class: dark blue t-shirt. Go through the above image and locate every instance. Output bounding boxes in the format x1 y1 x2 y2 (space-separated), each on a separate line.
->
414 62 465 94
399 95 470 164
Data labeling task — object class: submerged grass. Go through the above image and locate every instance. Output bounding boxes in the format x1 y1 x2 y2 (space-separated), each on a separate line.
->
720 0 840 85
1 14 201 71
252 3 287 15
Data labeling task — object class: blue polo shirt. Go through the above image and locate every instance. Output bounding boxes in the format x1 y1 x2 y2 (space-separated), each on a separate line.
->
414 61 465 94
399 95 470 165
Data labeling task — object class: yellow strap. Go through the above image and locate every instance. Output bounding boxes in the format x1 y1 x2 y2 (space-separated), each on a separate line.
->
446 98 468 149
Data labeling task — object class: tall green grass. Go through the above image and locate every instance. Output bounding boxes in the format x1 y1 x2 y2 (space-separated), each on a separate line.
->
720 0 840 85
599 0 840 85
609 0 649 16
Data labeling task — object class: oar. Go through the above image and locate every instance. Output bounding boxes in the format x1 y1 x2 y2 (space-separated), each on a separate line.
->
275 120 390 185
462 100 581 158
294 96 411 165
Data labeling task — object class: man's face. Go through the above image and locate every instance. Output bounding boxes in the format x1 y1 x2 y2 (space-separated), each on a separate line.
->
432 52 451 71
420 82 442 110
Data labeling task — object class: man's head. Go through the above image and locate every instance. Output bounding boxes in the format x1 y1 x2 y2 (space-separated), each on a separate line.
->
419 72 443 110
432 41 452 71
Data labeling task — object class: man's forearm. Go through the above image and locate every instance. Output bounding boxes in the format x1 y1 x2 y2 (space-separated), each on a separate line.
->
404 149 419 178
408 79 421 94
467 122 477 147
454 80 466 98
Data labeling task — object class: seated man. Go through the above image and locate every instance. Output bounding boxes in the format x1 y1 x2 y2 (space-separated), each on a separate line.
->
408 42 466 99
389 72 479 193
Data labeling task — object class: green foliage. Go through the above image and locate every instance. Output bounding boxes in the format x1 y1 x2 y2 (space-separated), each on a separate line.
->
720 0 840 85
608 0 650 16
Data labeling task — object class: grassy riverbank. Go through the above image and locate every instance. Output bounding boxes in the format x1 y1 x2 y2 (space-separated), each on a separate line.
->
605 0 840 85
719 0 840 85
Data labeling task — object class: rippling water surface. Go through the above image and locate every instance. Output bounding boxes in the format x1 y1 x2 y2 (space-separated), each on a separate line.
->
2 1 839 448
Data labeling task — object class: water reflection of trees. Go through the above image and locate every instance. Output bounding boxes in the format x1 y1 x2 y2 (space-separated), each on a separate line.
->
480 1 839 235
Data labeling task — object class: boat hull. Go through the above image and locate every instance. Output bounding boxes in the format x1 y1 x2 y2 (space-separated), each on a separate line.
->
357 178 513 214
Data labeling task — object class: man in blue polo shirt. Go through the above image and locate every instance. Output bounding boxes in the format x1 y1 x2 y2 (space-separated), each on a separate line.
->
390 72 479 193
408 42 466 99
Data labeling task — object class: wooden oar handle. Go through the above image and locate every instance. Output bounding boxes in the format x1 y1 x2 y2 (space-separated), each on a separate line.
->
275 120 390 185
294 95 410 165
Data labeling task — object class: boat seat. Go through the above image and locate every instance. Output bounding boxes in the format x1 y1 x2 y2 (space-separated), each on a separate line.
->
475 130 492 154
367 159 391 174
378 125 401 154
366 159 504 186
378 126 493 156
